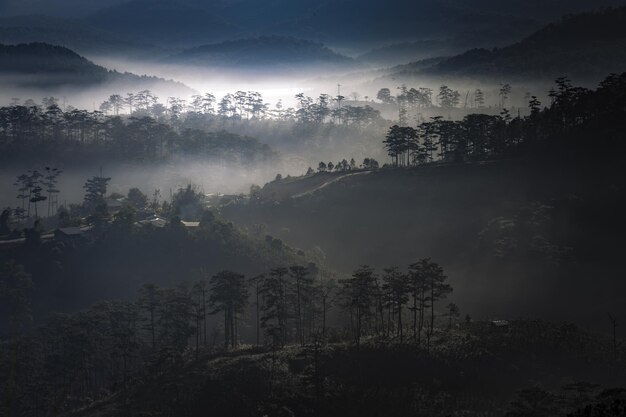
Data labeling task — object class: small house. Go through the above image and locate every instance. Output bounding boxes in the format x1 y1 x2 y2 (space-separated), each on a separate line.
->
489 320 510 330
181 221 200 228
105 197 127 214
54 227 86 242
136 216 167 228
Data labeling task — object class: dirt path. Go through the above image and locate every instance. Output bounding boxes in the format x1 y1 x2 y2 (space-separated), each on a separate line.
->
0 233 54 245
292 170 372 199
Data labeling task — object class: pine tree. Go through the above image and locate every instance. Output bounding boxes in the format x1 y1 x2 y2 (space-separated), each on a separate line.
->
209 270 249 349
260 267 290 348
340 265 377 346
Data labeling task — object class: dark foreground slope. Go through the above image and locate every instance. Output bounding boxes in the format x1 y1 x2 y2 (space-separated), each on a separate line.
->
0 213 319 320
222 157 626 328
63 321 626 417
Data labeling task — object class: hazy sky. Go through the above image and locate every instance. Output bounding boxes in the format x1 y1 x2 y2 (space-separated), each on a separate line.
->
1 0 623 18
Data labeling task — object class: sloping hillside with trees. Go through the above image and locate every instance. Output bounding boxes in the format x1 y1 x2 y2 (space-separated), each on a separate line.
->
221 73 626 326
0 100 276 166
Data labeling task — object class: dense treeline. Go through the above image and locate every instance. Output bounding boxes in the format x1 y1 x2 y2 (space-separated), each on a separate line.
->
383 74 626 166
0 175 321 315
95 89 382 127
0 254 458 416
1 176 464 414
3 263 625 417
0 99 276 165
1 88 389 165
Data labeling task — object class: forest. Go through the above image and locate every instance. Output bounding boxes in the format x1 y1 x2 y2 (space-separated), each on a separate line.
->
0 72 624 416
380 74 626 165
1 1 626 416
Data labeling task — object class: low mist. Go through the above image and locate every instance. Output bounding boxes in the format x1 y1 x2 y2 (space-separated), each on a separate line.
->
0 157 297 210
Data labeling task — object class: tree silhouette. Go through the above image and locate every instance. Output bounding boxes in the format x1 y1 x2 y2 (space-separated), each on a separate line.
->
382 266 410 342
260 267 291 347
209 270 249 349
340 265 377 346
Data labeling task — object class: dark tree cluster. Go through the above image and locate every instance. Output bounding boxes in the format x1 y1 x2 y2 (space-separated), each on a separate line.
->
11 167 62 222
0 251 460 416
314 157 380 174
96 89 383 129
383 73 626 166
0 100 276 165
339 259 453 349
294 93 382 128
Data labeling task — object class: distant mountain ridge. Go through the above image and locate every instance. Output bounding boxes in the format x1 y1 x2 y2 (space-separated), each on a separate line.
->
82 0 626 46
0 42 192 92
167 36 355 70
1 0 624 63
385 7 626 82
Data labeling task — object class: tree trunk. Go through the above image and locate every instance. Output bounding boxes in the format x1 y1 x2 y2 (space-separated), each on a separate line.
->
203 290 207 346
322 297 327 339
195 313 199 358
224 308 229 349
150 309 155 350
398 303 403 343
413 291 418 342
256 283 260 345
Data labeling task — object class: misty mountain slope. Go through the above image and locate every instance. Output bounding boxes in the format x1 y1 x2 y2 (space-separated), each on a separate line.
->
0 15 166 58
0 42 101 74
85 0 242 45
388 7 626 82
166 36 355 70
0 42 193 92
356 40 464 67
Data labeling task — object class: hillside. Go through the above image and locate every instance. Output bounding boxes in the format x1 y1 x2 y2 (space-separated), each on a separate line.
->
356 40 464 67
45 322 626 417
387 7 626 82
167 36 355 70
0 42 192 92
0 210 323 318
221 157 626 328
